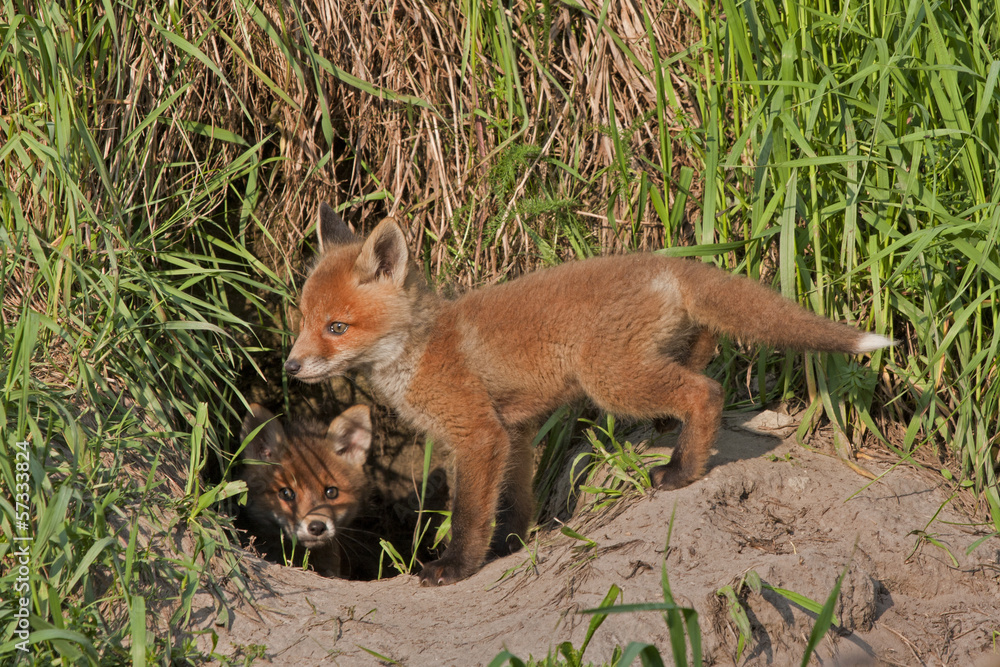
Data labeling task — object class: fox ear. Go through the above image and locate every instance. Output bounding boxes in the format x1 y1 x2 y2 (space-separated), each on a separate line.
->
240 404 286 462
354 218 408 286
326 404 372 468
318 202 356 252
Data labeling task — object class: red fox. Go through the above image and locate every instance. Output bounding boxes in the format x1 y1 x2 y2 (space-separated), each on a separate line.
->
285 203 894 586
237 403 371 578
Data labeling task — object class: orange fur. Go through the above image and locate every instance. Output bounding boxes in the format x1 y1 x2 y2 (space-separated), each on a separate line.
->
285 203 893 585
237 403 371 577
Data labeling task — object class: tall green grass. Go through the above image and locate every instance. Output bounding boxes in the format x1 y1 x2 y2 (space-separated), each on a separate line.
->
1 1 282 663
690 0 1000 521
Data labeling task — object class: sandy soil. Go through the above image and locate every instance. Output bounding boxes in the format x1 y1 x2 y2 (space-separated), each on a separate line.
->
194 412 1000 666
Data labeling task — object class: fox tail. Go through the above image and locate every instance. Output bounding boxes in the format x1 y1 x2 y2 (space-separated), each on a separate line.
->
672 260 894 354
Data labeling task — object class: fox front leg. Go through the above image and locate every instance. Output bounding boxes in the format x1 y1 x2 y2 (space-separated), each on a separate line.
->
418 422 510 586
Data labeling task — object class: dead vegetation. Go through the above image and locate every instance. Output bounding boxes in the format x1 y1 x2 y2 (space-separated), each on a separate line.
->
72 0 703 283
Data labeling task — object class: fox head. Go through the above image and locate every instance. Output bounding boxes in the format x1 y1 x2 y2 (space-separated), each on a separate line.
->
285 203 423 383
238 404 371 551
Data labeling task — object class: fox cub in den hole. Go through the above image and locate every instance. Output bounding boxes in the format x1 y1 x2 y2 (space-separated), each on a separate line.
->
237 404 371 578
284 203 894 586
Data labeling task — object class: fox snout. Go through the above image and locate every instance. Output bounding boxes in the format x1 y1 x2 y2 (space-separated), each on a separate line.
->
296 513 336 547
282 354 337 383
284 329 354 382
307 519 328 537
282 347 335 383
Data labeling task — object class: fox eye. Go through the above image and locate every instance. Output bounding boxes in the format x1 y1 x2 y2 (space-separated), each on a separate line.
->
328 322 349 335
325 486 339 499
279 487 295 501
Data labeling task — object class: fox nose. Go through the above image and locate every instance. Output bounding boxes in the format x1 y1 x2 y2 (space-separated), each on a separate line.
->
307 520 327 536
285 358 301 375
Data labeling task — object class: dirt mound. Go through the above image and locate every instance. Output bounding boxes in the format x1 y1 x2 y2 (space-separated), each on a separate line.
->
196 412 1000 665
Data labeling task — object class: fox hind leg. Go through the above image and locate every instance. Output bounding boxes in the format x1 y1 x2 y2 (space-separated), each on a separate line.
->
581 350 723 490
684 327 720 372
653 327 725 487
653 328 717 434
488 425 535 559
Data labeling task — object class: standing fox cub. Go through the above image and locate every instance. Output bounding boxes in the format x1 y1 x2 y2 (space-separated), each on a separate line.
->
237 404 371 578
285 203 893 586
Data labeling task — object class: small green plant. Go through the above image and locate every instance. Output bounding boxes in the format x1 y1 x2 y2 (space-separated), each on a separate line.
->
559 524 597 551
280 534 311 572
492 507 705 667
716 570 848 662
760 582 842 631
227 643 268 666
357 644 400 664
966 530 1000 556
490 533 541 588
716 569 763 661
904 487 968 567
377 439 451 577
795 563 850 667
485 142 584 265
570 416 671 510
906 530 959 568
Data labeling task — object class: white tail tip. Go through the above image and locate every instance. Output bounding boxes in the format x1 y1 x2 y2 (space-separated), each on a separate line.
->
854 333 896 354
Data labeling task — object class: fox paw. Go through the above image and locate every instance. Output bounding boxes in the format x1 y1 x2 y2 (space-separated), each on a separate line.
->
418 556 475 587
650 463 697 490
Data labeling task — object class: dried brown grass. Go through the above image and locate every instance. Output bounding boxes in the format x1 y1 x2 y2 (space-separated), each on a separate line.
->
291 0 701 283
7 0 702 284
82 0 702 285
